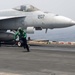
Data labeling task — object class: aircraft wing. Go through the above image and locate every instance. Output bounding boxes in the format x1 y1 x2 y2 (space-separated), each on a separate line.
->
0 15 26 30
0 16 26 20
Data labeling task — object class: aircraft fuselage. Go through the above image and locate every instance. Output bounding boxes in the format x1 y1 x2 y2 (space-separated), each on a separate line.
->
0 5 75 30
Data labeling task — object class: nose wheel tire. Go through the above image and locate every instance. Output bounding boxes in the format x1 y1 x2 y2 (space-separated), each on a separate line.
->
17 41 22 47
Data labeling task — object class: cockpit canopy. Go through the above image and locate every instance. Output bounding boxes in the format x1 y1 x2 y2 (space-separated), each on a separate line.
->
13 5 39 12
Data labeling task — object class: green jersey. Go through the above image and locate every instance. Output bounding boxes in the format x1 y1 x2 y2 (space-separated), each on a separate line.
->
14 30 27 39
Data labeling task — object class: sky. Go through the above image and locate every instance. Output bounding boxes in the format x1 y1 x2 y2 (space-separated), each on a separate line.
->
0 0 75 25
0 0 75 19
0 0 74 20
0 0 75 41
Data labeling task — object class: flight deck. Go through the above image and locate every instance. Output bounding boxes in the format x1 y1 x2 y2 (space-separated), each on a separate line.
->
0 45 75 75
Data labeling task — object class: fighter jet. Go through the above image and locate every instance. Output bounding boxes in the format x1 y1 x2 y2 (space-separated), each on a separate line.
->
0 4 75 41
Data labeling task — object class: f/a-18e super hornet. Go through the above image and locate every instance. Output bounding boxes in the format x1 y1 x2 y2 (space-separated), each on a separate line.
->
0 4 75 41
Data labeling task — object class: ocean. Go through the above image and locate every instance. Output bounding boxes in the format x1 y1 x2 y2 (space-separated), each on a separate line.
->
27 26 75 42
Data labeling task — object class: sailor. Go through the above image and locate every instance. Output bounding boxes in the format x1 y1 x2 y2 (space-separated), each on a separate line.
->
14 27 30 52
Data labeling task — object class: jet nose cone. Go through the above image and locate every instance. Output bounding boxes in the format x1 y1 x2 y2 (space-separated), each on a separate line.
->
71 20 75 25
55 16 75 26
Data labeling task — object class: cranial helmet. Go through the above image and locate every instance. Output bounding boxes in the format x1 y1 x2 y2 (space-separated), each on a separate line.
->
18 27 22 30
